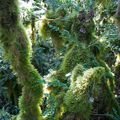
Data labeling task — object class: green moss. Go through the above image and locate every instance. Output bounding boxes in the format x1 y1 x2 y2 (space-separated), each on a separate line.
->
40 19 64 51
71 64 84 83
0 0 43 120
47 43 98 84
64 67 105 120
58 43 97 80
40 8 67 51
64 65 120 119
40 19 48 39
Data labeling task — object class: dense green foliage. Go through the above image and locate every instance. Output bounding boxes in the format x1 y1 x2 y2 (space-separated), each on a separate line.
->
0 0 120 120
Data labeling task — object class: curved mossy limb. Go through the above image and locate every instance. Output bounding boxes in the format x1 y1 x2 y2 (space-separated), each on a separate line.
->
64 67 105 120
0 0 43 120
64 66 120 119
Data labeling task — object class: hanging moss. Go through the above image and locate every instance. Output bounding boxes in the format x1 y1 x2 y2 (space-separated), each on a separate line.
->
0 0 43 120
40 8 67 51
40 19 49 39
40 19 65 51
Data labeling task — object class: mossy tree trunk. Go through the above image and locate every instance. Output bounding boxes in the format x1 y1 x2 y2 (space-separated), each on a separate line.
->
0 0 43 120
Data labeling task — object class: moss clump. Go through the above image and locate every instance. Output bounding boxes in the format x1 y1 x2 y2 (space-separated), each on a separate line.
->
0 0 43 120
64 67 105 120
40 8 67 51
40 18 64 51
58 43 97 81
64 64 120 119
71 64 84 83
40 19 48 39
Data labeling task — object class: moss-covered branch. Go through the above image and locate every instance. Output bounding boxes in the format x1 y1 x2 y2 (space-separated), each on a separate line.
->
0 0 43 120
